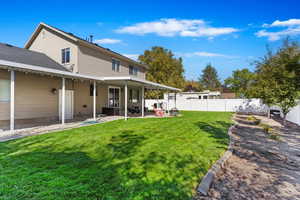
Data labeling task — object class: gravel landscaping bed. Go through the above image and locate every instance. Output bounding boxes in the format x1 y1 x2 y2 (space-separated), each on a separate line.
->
194 114 300 200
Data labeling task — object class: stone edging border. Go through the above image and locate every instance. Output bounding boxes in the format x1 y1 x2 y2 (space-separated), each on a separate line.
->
197 117 237 196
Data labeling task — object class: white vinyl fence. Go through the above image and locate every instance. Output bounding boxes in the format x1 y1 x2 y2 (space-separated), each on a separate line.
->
146 98 268 113
286 104 300 125
145 98 300 126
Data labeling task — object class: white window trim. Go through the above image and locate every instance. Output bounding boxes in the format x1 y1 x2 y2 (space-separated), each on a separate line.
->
112 58 121 72
62 48 71 64
108 86 121 108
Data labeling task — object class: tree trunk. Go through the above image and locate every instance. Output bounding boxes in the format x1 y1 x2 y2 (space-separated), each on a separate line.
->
283 114 287 126
268 106 271 118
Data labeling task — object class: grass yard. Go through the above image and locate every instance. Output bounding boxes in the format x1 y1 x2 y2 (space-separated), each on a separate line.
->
0 111 232 200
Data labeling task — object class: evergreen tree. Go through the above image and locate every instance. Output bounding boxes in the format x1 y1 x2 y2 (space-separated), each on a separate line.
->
198 64 221 90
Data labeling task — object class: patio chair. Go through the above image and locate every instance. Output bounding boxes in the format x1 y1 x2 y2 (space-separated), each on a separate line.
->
154 108 165 117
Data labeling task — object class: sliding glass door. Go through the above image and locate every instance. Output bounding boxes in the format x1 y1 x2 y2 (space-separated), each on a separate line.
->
108 87 120 108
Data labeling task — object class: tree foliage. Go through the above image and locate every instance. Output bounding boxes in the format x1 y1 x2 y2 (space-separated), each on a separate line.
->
198 64 221 90
252 39 300 123
224 68 255 98
183 80 203 92
139 46 185 98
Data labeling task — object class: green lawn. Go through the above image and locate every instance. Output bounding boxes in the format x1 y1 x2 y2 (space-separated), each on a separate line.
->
0 111 232 200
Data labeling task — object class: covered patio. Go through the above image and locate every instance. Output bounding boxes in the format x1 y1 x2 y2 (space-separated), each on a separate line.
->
0 59 180 132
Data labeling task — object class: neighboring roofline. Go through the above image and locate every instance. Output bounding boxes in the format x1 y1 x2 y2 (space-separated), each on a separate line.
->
181 91 220 94
167 91 220 94
0 59 180 91
24 22 148 69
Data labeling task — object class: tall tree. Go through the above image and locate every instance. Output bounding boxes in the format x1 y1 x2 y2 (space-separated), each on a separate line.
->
198 64 221 90
253 39 300 124
225 68 255 98
139 46 185 98
250 52 277 118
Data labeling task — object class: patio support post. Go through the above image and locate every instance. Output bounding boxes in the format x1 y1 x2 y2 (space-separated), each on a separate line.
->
93 80 96 120
174 92 177 108
10 70 15 131
167 92 170 115
141 86 145 117
124 82 128 120
61 77 65 125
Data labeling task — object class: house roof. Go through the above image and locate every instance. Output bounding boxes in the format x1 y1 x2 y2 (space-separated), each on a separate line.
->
0 59 180 91
0 43 69 72
24 22 148 69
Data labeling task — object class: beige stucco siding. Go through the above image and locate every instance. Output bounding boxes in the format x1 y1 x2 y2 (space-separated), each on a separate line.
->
28 27 79 73
78 45 146 79
0 69 117 122
73 82 108 116
27 26 146 79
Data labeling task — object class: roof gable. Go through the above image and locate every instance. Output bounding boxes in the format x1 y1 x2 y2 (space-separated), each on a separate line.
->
25 23 148 69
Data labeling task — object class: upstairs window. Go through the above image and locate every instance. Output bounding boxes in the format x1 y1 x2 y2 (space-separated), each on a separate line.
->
61 48 70 64
129 65 138 76
112 59 120 72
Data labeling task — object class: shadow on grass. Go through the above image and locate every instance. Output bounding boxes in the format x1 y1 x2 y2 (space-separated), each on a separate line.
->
1 113 232 200
0 131 195 200
194 121 232 145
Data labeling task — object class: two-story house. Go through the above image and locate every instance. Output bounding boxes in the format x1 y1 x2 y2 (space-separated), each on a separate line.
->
0 23 179 131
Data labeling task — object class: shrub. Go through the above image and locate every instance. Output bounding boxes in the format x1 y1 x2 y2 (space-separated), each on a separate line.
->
247 115 261 125
269 133 280 140
268 130 280 140
259 123 272 134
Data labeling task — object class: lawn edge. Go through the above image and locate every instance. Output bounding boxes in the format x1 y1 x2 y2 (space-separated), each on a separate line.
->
196 114 237 196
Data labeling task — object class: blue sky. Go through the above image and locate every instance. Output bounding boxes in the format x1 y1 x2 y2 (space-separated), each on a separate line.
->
1 0 300 81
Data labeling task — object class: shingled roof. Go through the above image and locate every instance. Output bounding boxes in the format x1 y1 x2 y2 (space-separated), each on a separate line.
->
24 22 148 69
0 43 69 72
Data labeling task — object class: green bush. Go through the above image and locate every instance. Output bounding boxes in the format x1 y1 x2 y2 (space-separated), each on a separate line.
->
247 115 256 121
247 115 261 125
269 134 280 140
259 123 272 133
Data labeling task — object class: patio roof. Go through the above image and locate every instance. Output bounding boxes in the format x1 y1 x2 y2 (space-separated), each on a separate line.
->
102 77 181 91
0 59 180 91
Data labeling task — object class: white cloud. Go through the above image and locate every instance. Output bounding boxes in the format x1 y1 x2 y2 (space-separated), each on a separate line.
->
270 19 300 27
123 54 139 60
177 51 236 58
116 18 239 38
257 19 300 41
94 38 122 44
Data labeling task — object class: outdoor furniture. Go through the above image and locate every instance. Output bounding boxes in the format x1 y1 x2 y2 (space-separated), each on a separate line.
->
102 107 120 116
154 108 165 117
128 106 140 114
169 108 179 116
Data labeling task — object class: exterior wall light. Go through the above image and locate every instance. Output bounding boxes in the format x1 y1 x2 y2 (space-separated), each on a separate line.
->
51 88 57 94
